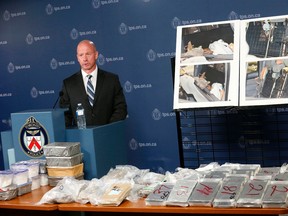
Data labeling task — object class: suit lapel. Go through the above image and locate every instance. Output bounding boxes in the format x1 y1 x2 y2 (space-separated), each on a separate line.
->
94 69 105 103
75 71 87 97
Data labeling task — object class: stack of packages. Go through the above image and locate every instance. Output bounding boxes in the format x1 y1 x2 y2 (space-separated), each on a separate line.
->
43 142 84 186
10 160 47 194
0 159 48 200
0 170 17 200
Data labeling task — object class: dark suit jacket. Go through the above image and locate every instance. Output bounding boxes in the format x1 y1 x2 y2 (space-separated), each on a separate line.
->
59 68 127 127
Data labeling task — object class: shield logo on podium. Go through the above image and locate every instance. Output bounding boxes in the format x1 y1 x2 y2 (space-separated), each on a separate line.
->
19 116 49 158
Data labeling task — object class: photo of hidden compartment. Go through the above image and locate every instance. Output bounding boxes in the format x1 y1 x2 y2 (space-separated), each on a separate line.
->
173 20 240 109
240 15 288 106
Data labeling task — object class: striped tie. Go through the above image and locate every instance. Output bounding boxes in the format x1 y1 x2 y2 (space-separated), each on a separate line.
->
87 75 94 106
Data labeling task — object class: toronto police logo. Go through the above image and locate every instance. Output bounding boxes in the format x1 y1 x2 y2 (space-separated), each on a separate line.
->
171 17 181 29
26 33 34 45
147 49 156 61
30 87 38 98
92 0 101 9
3 10 10 21
129 138 138 150
228 11 239 20
119 23 128 35
152 108 162 120
45 4 54 15
124 81 133 93
70 28 79 40
19 116 49 157
97 54 105 66
7 62 15 73
50 58 58 70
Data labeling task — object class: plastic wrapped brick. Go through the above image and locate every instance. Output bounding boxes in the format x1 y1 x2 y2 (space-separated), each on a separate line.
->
188 178 221 207
145 183 174 206
46 153 83 167
262 181 288 208
236 178 269 208
98 182 132 206
0 185 17 200
213 177 246 208
46 163 84 177
48 173 84 187
166 179 197 207
43 142 81 157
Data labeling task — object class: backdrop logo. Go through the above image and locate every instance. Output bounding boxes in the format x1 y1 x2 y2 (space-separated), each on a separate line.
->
70 28 96 40
30 87 39 98
182 137 192 149
26 33 50 44
119 23 128 35
124 81 133 93
50 58 58 70
97 54 106 66
228 11 239 20
26 34 34 45
3 10 26 21
45 3 70 15
152 108 162 120
7 62 15 73
147 49 156 61
45 4 54 15
19 116 49 158
171 17 202 29
152 109 175 120
70 28 79 40
3 10 10 21
0 40 8 45
7 62 31 72
92 0 119 8
123 80 153 93
92 0 101 9
0 92 12 98
171 17 181 29
238 136 269 149
129 138 138 150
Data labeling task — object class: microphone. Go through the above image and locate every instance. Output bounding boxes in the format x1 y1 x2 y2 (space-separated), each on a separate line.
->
52 91 64 109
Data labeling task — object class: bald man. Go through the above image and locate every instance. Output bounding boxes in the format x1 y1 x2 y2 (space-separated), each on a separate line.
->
59 40 127 127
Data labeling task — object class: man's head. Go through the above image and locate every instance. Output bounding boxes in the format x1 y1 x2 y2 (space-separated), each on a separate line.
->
76 40 99 74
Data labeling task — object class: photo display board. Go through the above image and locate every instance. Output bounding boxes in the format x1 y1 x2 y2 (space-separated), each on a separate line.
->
173 20 240 109
240 15 288 106
174 15 288 109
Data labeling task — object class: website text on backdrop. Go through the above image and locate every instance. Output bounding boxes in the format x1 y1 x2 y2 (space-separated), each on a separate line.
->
59 40 127 127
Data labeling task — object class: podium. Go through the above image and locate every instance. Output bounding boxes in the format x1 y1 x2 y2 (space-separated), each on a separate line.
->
1 109 66 169
66 121 127 179
1 109 127 180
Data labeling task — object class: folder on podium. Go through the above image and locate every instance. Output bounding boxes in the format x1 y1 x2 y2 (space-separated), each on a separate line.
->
1 109 127 180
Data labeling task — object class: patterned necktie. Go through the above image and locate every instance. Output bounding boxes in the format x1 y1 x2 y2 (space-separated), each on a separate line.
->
87 75 94 106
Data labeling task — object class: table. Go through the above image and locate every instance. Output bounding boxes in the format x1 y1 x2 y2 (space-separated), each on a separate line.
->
0 186 59 216
58 199 288 215
0 186 288 216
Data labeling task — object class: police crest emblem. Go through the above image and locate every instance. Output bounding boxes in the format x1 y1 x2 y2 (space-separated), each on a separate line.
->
19 116 49 157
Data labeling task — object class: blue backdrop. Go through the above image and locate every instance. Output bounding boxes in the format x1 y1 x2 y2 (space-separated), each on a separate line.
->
1 0 288 172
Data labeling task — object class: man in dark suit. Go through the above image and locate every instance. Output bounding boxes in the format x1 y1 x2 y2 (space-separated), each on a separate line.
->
59 40 127 127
